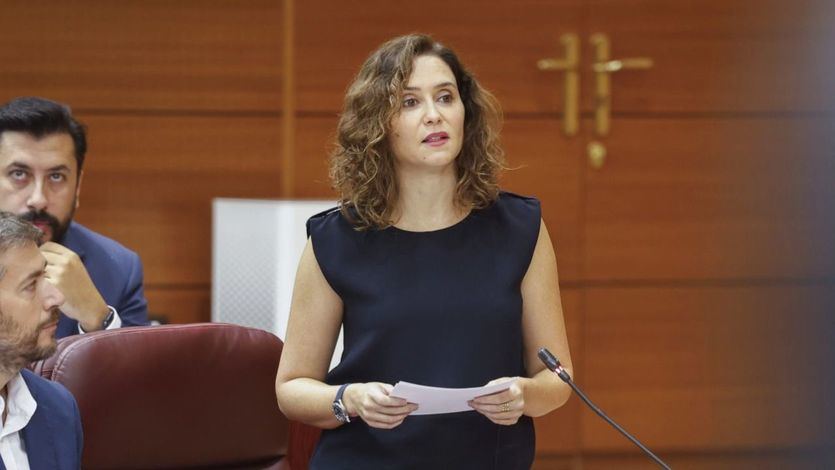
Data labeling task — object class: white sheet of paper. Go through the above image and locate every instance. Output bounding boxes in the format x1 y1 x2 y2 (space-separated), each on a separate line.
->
390 380 516 415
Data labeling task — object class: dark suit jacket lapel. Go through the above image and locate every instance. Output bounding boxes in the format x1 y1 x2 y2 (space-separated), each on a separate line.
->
20 374 59 470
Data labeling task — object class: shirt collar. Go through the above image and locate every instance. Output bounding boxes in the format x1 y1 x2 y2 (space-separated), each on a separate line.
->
0 372 38 438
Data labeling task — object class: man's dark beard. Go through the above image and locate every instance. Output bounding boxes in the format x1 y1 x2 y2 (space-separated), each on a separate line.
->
20 208 72 243
0 308 60 374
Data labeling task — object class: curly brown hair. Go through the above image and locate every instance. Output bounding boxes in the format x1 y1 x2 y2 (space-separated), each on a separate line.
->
330 34 505 230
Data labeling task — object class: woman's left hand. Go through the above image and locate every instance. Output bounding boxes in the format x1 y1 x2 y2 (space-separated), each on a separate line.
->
469 377 525 425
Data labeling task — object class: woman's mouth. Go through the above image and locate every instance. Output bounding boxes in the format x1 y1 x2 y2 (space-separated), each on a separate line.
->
422 132 449 146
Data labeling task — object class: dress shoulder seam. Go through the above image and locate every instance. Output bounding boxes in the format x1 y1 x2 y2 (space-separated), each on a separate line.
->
308 206 342 222
498 190 539 204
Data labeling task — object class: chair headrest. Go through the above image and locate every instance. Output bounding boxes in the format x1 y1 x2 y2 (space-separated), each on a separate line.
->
32 323 288 469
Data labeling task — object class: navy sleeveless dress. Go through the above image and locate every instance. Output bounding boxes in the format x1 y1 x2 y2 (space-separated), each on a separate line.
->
307 192 541 470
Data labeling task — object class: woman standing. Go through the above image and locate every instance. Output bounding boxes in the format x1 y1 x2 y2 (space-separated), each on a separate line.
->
276 34 573 469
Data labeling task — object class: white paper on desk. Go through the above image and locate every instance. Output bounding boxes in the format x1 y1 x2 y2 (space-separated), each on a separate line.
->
390 380 515 415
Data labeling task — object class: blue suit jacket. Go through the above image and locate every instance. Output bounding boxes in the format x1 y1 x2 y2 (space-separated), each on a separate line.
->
55 222 149 338
8 370 83 470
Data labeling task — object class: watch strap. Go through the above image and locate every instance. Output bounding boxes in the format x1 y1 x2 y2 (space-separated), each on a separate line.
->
335 383 351 402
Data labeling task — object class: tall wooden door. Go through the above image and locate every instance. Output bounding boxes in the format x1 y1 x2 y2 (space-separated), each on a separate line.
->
291 1 835 467
578 1 835 467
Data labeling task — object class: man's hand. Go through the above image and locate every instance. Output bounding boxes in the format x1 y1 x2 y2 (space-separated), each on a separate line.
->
40 242 108 331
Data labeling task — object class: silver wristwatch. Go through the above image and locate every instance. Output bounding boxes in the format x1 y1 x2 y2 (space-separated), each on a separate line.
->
332 383 351 424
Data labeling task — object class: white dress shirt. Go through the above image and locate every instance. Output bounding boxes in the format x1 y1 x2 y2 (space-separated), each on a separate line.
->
0 373 36 470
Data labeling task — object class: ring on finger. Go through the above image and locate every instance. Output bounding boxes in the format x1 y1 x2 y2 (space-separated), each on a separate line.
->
500 401 511 413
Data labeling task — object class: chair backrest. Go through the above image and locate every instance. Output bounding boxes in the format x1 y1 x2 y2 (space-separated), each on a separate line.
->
30 323 289 469
287 420 321 470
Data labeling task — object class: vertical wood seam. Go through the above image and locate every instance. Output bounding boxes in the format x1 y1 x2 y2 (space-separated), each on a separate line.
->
281 0 295 197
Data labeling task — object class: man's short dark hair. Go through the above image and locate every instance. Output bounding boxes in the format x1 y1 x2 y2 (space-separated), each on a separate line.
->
0 212 42 280
0 97 87 172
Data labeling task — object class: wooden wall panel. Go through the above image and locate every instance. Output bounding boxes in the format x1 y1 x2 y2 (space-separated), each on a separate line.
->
581 285 835 452
502 119 584 282
0 0 283 111
72 115 282 296
584 117 835 281
1 0 286 326
295 0 586 114
294 117 338 199
585 0 835 113
145 287 210 325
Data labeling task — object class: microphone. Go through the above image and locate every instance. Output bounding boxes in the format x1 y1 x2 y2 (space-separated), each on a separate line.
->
537 348 672 470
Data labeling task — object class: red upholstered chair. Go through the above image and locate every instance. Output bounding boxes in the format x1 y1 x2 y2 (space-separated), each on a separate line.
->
286 421 321 470
29 323 290 469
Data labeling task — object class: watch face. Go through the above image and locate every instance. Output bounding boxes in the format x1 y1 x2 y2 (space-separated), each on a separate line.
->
332 400 349 423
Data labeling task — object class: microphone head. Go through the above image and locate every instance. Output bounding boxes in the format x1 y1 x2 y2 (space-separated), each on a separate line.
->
537 347 560 372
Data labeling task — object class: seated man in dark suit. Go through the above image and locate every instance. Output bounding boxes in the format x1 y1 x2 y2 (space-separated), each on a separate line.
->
0 97 149 337
0 213 82 469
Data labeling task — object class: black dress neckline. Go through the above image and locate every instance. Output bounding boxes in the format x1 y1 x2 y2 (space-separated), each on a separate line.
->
387 209 475 235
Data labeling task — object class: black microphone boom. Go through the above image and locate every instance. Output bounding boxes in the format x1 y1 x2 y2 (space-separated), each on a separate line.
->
537 347 672 470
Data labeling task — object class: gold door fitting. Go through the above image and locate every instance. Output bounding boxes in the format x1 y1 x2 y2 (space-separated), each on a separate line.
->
587 141 607 169
537 33 580 137
590 33 654 136
592 58 654 73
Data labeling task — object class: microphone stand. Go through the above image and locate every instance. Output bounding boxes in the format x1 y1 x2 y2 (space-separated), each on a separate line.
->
538 347 672 470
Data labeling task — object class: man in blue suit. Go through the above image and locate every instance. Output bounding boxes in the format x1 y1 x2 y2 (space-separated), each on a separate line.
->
0 97 149 338
0 213 82 469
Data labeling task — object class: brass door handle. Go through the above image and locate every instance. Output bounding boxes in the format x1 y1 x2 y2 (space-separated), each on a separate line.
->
537 33 580 137
592 58 654 73
590 33 653 136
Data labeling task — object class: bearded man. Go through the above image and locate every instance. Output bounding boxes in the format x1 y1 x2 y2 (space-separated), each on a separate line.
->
0 97 148 337
0 212 82 469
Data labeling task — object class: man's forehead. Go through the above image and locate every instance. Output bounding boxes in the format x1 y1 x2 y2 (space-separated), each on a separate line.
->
0 131 77 171
0 242 44 283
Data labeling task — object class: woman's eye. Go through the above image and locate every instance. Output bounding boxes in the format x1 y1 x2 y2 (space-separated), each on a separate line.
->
403 98 418 108
438 94 454 103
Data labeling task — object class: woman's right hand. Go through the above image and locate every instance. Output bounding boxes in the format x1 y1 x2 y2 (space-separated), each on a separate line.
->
343 382 418 429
